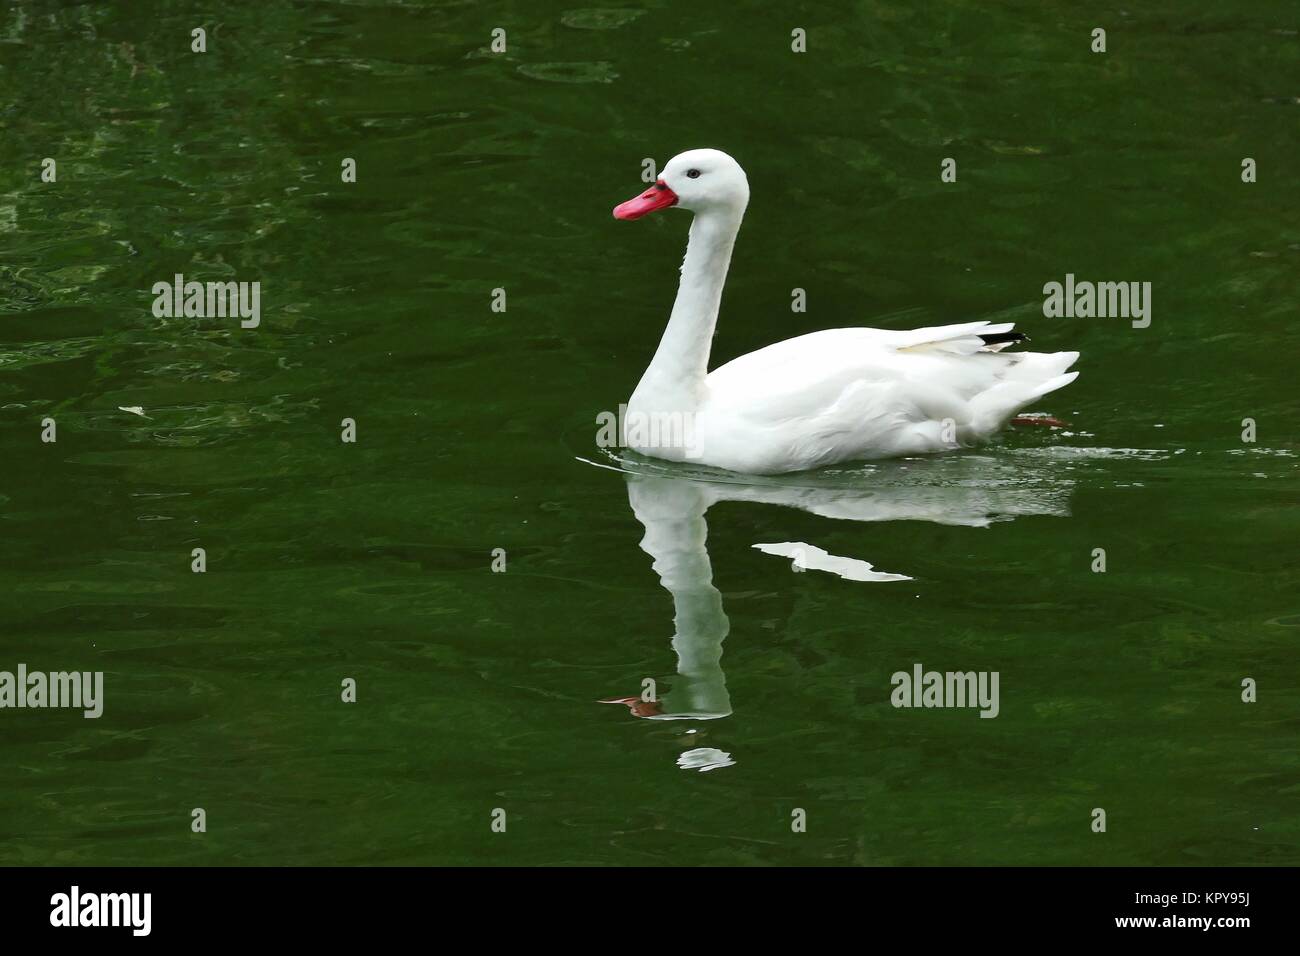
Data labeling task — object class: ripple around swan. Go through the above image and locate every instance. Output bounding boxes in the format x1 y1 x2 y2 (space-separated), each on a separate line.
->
576 434 1194 482
575 442 1093 492
576 444 1082 527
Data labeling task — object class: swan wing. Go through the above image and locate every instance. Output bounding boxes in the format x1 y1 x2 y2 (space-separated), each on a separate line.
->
701 322 1078 470
706 322 1024 418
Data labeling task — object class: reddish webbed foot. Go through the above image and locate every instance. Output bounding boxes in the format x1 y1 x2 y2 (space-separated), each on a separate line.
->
1011 415 1069 428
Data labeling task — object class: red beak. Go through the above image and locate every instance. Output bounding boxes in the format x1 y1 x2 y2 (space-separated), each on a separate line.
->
613 180 679 220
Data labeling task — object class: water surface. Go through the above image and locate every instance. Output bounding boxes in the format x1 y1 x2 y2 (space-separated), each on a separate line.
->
0 1 1296 866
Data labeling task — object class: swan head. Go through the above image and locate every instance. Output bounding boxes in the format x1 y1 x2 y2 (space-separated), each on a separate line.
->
613 148 749 221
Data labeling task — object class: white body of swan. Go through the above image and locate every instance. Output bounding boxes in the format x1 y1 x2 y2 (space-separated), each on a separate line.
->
612 148 1080 475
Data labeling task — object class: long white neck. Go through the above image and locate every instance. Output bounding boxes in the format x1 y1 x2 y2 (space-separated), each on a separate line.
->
630 206 743 412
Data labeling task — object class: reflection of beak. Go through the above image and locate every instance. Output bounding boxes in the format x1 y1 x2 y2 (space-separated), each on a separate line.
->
612 180 679 220
597 696 665 718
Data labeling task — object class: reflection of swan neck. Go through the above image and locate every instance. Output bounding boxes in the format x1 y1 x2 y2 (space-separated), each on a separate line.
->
627 478 731 719
641 515 714 590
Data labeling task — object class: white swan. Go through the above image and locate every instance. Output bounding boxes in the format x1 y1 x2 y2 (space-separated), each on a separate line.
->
612 148 1080 475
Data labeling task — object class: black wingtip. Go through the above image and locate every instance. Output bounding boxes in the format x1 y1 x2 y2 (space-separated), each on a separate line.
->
978 331 1029 346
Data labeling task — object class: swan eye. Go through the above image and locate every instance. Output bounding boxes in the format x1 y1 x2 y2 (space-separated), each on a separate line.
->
686 169 701 179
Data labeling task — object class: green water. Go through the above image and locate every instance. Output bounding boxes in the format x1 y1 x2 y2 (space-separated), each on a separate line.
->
1 1 1296 866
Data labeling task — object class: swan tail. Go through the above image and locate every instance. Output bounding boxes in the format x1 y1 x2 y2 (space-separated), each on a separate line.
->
977 331 1028 352
966 354 1079 436
894 321 1018 355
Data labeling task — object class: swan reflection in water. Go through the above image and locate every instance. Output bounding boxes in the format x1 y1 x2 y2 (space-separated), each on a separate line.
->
596 451 1077 728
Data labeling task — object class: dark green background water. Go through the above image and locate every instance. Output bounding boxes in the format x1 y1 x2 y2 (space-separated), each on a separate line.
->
1 1 1296 866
